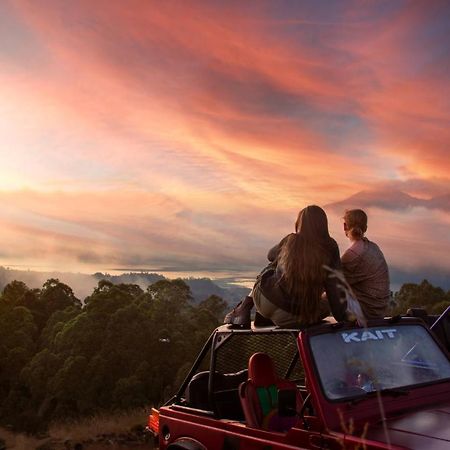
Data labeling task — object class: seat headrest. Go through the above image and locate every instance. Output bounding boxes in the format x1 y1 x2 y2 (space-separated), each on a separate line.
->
248 352 277 387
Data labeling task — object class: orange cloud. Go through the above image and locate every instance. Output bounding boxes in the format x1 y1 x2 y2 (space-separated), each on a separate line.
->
0 1 448 284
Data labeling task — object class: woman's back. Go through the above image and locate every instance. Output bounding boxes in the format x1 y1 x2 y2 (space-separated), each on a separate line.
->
258 206 347 327
224 205 348 328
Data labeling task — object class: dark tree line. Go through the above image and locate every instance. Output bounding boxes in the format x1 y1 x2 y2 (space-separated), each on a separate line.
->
391 279 450 316
0 278 227 432
0 276 448 432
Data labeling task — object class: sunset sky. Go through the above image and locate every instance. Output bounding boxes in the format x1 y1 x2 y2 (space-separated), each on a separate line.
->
0 1 449 288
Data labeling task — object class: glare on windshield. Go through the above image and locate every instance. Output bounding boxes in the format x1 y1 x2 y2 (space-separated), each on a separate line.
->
310 325 450 401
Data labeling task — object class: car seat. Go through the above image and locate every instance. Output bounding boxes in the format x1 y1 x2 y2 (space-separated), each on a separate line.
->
186 369 248 419
239 352 302 431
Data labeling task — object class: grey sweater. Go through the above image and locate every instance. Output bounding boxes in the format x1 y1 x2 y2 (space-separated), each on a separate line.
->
341 238 390 319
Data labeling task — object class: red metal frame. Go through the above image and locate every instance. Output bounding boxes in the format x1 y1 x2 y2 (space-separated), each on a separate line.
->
150 318 450 450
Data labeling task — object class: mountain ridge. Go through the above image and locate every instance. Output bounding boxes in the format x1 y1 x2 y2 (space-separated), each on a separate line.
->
0 266 249 306
326 189 450 212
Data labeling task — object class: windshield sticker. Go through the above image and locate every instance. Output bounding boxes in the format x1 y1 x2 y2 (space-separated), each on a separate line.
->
341 329 397 343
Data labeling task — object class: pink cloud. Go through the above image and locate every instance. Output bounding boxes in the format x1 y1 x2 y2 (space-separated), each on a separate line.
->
0 1 448 282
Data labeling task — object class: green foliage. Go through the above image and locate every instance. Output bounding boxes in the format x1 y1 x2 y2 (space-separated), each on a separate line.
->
0 273 448 433
429 300 450 315
0 278 81 331
0 306 37 386
198 295 228 322
112 375 145 409
0 276 226 432
391 279 450 315
1 273 448 433
40 278 82 316
2 280 29 304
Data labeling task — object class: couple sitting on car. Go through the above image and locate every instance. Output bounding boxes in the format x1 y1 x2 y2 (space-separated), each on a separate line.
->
225 205 390 328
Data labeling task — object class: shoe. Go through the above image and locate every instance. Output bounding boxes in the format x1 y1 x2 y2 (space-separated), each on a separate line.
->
254 312 274 327
224 296 253 328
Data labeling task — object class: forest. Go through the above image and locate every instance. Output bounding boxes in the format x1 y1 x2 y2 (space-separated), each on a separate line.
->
0 276 449 433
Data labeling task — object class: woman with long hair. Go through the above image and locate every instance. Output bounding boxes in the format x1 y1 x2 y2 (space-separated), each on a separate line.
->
225 205 347 328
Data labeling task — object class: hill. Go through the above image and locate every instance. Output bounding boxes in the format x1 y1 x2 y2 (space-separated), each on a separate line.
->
326 189 450 212
0 266 249 305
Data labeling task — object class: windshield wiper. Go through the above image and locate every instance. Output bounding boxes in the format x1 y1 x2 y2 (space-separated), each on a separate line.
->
350 388 410 405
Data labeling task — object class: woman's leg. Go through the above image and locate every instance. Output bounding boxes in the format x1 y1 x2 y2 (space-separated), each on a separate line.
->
252 283 300 328
223 294 254 326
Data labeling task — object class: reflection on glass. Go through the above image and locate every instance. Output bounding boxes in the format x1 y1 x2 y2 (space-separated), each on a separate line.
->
310 325 450 400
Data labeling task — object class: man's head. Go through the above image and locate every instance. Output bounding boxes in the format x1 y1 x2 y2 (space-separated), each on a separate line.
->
343 209 367 240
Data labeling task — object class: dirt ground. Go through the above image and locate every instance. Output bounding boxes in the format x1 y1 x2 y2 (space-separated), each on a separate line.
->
0 409 157 449
0 432 156 450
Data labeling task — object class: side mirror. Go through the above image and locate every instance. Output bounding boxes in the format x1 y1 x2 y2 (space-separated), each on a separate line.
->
278 389 297 417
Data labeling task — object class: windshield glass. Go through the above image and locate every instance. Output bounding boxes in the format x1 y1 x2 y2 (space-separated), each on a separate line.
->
310 324 450 401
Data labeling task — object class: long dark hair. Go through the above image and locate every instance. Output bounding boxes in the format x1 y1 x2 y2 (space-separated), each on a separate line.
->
278 205 333 324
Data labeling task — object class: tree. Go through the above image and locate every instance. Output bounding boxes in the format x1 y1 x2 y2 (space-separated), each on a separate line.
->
49 355 89 418
112 375 145 409
147 279 193 328
40 279 82 316
0 306 38 426
392 279 449 315
39 306 81 349
198 295 228 322
84 280 140 315
1 280 29 304
20 349 61 421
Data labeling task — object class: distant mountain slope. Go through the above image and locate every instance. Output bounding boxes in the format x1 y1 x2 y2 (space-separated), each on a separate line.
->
0 266 249 305
183 277 249 305
94 272 249 304
326 189 450 212
93 271 165 287
0 267 95 298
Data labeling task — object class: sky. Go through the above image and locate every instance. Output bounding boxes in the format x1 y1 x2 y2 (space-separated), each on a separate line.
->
0 0 449 288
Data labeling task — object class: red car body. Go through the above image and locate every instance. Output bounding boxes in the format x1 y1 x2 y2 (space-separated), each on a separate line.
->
148 315 450 450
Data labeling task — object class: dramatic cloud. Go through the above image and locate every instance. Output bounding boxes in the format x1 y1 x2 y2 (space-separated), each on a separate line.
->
0 1 449 286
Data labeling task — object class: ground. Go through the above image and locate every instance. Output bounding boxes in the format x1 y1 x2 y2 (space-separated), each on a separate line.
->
0 409 156 450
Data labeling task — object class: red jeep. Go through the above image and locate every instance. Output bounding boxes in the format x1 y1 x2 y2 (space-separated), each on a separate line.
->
148 313 450 449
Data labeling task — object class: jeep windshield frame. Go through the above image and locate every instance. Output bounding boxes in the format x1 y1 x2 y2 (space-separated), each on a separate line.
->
307 321 450 402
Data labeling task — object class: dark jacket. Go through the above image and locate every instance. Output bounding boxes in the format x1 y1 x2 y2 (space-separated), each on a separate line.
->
260 234 347 323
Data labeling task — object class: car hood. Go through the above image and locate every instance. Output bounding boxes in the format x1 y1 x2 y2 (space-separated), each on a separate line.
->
365 405 450 449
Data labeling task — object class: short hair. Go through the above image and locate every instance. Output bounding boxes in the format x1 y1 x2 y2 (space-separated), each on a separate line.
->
344 209 367 239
